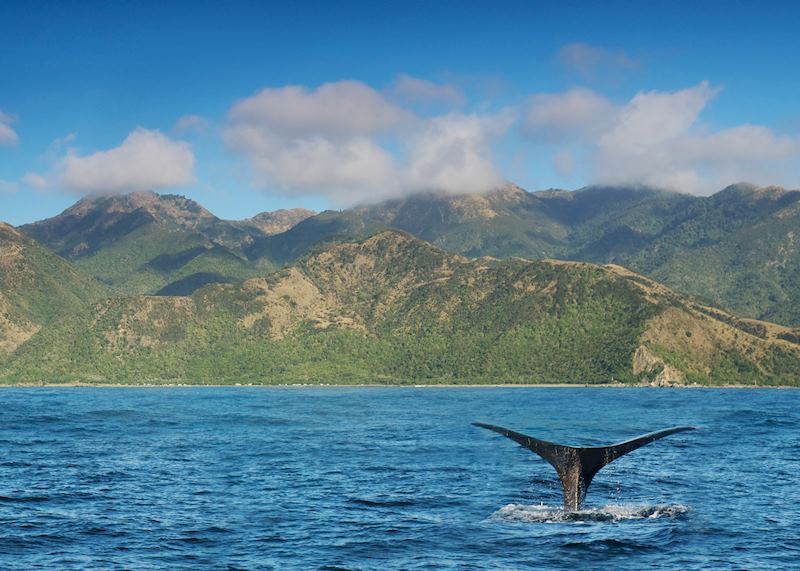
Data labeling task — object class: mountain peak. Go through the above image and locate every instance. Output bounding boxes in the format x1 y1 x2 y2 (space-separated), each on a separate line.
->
0 221 23 240
239 208 316 235
715 182 795 201
65 191 217 228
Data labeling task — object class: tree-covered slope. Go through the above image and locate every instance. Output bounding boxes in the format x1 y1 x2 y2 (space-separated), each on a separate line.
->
5 231 799 385
0 222 105 356
246 183 800 326
19 191 272 296
19 183 800 326
614 185 800 326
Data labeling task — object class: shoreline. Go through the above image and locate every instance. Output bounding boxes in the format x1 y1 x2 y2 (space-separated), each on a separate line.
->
0 382 797 389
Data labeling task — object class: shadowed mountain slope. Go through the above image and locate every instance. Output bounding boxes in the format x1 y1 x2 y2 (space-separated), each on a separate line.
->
20 192 274 296
0 222 105 356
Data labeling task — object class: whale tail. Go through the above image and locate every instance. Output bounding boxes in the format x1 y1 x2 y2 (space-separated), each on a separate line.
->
473 422 695 510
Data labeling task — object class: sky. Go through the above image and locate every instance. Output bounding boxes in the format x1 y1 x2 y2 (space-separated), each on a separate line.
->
2 0 800 225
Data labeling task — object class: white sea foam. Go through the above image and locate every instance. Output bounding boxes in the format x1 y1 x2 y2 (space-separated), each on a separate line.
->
490 503 689 523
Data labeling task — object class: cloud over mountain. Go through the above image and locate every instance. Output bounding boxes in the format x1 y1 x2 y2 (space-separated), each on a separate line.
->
525 81 800 193
224 80 509 204
57 128 195 194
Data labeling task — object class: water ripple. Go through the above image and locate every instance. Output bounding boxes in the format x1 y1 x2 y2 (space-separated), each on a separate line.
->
0 386 797 570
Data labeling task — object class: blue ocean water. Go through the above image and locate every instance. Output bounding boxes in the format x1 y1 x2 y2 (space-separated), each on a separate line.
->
0 387 798 570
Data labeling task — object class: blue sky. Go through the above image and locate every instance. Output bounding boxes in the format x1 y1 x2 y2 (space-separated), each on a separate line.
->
2 0 800 225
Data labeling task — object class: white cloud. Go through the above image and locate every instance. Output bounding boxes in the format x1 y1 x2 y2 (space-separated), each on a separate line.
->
240 133 398 203
174 115 209 135
0 110 19 147
524 81 800 194
598 82 719 149
0 180 18 193
404 113 509 194
224 81 509 204
228 81 412 138
389 75 466 108
557 43 640 81
22 172 50 191
58 128 194 194
524 88 617 142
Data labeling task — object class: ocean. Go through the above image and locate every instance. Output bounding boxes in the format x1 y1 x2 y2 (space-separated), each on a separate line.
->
1 386 798 570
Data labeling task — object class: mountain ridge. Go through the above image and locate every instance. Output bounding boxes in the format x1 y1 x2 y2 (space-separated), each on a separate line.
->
3 229 799 385
18 191 277 296
243 182 800 326
15 181 800 327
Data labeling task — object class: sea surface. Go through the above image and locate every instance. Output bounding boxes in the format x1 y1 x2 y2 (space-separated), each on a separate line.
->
1 387 798 570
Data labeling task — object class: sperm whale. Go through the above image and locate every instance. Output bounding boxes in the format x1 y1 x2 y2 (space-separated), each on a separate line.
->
474 423 695 510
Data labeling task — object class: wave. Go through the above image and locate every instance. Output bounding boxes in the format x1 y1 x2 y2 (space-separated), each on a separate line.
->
348 498 416 507
490 503 689 523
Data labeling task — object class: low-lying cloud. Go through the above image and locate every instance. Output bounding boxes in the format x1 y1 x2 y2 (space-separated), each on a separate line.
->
16 64 800 202
524 81 800 194
224 80 509 204
58 128 195 194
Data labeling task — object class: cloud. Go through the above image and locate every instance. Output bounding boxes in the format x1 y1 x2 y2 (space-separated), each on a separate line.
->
523 81 800 194
389 75 466 109
598 82 719 149
22 172 50 191
58 128 194 194
235 133 398 203
552 149 576 178
0 110 19 147
228 81 412 138
557 43 640 81
174 115 209 135
404 113 510 194
524 88 617 142
224 80 508 204
0 180 18 193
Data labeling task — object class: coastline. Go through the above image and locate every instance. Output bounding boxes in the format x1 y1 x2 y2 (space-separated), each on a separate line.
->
0 382 797 389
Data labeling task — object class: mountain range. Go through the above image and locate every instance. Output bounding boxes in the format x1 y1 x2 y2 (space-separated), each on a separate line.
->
3 182 800 385
255 183 800 326
19 191 314 296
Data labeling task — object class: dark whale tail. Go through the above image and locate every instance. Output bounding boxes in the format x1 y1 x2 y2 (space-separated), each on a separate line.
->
473 422 695 510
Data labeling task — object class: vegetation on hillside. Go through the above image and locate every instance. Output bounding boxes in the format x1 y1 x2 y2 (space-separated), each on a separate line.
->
19 184 800 327
19 191 276 296
0 223 106 356
245 183 800 327
4 230 799 385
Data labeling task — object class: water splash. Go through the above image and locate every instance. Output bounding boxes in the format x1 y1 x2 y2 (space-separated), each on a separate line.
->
490 503 689 523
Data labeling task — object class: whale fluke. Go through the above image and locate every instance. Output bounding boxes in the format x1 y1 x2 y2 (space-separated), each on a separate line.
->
473 422 695 510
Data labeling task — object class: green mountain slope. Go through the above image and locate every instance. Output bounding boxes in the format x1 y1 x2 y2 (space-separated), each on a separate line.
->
617 185 800 326
20 191 272 296
19 183 800 326
0 222 105 356
246 183 800 326
5 231 799 385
